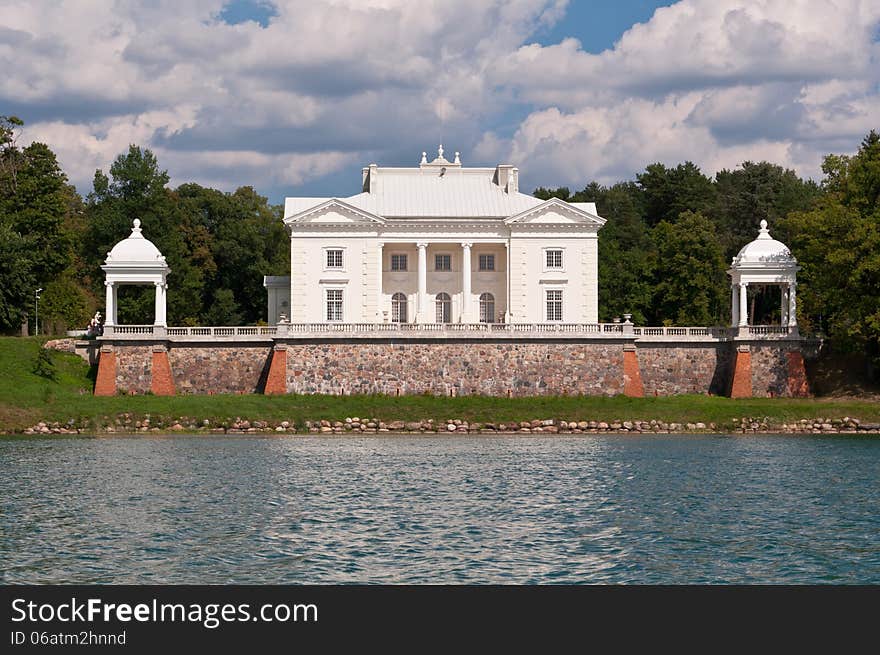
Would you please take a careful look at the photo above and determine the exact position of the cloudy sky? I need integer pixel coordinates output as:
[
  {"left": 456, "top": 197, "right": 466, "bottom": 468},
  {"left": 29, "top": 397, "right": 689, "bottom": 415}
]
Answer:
[{"left": 2, "top": 0, "right": 879, "bottom": 203}]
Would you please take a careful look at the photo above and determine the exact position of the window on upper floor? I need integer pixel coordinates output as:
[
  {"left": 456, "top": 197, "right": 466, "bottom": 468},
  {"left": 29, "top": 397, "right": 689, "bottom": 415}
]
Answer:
[
  {"left": 478, "top": 254, "right": 495, "bottom": 271},
  {"left": 435, "top": 254, "right": 451, "bottom": 271},
  {"left": 390, "top": 254, "right": 408, "bottom": 271},
  {"left": 326, "top": 249, "right": 344, "bottom": 269},
  {"left": 546, "top": 249, "right": 563, "bottom": 269}
]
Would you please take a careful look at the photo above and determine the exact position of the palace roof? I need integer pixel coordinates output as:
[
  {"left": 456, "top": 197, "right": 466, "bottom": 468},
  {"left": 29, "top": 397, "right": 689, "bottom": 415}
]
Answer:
[{"left": 284, "top": 147, "right": 598, "bottom": 220}]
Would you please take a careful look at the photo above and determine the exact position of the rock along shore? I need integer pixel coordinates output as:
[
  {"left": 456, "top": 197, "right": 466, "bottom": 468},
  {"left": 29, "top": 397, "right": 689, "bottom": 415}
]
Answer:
[{"left": 11, "top": 415, "right": 880, "bottom": 436}]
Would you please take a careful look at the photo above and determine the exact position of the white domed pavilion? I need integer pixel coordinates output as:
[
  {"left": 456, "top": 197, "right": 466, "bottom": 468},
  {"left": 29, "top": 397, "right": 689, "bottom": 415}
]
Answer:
[
  {"left": 101, "top": 219, "right": 170, "bottom": 327},
  {"left": 728, "top": 220, "right": 798, "bottom": 333}
]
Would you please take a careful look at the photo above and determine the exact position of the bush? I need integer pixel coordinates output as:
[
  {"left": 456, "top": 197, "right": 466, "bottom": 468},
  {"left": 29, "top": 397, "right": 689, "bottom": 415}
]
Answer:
[{"left": 32, "top": 346, "right": 57, "bottom": 381}]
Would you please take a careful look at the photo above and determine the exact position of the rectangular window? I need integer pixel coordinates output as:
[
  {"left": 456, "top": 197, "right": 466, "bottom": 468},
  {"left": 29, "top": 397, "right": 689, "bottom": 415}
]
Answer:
[
  {"left": 435, "top": 254, "right": 451, "bottom": 271},
  {"left": 478, "top": 254, "right": 495, "bottom": 271},
  {"left": 546, "top": 249, "right": 563, "bottom": 269},
  {"left": 326, "top": 249, "right": 343, "bottom": 269},
  {"left": 391, "top": 254, "right": 408, "bottom": 271},
  {"left": 326, "top": 289, "right": 343, "bottom": 321},
  {"left": 546, "top": 290, "right": 563, "bottom": 322}
]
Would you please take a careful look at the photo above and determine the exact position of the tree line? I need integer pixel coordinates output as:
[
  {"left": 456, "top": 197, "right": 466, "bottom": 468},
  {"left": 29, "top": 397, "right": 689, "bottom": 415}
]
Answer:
[{"left": 1, "top": 116, "right": 878, "bottom": 368}]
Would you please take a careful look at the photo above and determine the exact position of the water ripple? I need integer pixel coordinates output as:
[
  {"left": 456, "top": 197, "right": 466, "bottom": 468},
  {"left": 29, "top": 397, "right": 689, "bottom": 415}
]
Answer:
[{"left": 1, "top": 435, "right": 879, "bottom": 584}]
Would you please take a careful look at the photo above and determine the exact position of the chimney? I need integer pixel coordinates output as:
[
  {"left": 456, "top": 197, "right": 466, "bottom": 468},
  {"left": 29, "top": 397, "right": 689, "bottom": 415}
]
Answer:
[
  {"left": 362, "top": 163, "right": 378, "bottom": 193},
  {"left": 495, "top": 164, "right": 518, "bottom": 193}
]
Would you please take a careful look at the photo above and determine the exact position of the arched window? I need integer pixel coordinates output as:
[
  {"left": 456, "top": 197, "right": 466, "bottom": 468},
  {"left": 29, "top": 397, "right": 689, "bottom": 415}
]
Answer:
[
  {"left": 391, "top": 293, "right": 407, "bottom": 323},
  {"left": 479, "top": 293, "right": 495, "bottom": 323},
  {"left": 435, "top": 292, "right": 451, "bottom": 323}
]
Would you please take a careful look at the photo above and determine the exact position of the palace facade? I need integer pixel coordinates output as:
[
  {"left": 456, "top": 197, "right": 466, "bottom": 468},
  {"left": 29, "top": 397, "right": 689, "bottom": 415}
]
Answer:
[{"left": 264, "top": 147, "right": 605, "bottom": 325}]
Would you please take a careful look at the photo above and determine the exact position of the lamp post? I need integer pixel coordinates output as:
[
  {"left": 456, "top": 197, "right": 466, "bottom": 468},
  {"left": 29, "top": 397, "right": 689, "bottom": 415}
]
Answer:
[{"left": 34, "top": 288, "right": 43, "bottom": 336}]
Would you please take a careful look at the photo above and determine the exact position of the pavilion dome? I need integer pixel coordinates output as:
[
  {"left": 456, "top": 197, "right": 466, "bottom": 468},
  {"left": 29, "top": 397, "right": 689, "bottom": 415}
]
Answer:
[
  {"left": 105, "top": 219, "right": 167, "bottom": 266},
  {"left": 732, "top": 220, "right": 795, "bottom": 266}
]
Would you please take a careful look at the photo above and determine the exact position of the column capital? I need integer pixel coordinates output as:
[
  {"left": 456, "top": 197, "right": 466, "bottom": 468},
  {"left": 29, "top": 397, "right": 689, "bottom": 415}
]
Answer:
[
  {"left": 461, "top": 241, "right": 473, "bottom": 249},
  {"left": 104, "top": 280, "right": 114, "bottom": 287},
  {"left": 377, "top": 241, "right": 384, "bottom": 249},
  {"left": 416, "top": 242, "right": 428, "bottom": 250}
]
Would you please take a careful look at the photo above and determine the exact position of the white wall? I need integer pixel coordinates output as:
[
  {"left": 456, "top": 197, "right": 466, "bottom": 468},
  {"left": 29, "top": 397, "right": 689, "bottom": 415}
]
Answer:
[
  {"left": 291, "top": 235, "right": 380, "bottom": 322},
  {"left": 509, "top": 234, "right": 598, "bottom": 323}
]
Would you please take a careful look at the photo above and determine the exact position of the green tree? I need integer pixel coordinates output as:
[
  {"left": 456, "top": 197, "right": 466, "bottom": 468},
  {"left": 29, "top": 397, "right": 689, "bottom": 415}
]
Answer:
[
  {"left": 84, "top": 146, "right": 205, "bottom": 324},
  {"left": 650, "top": 211, "right": 727, "bottom": 325},
  {"left": 0, "top": 224, "right": 35, "bottom": 332},
  {"left": 637, "top": 162, "right": 716, "bottom": 227},
  {"left": 590, "top": 182, "right": 655, "bottom": 323},
  {"left": 714, "top": 161, "right": 819, "bottom": 260},
  {"left": 784, "top": 131, "right": 880, "bottom": 369}
]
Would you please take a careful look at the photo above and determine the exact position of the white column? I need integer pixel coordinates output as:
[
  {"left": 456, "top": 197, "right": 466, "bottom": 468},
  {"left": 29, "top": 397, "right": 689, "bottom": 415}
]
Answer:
[
  {"left": 788, "top": 282, "right": 797, "bottom": 327},
  {"left": 461, "top": 242, "right": 472, "bottom": 323},
  {"left": 376, "top": 242, "right": 384, "bottom": 321},
  {"left": 104, "top": 281, "right": 115, "bottom": 326},
  {"left": 154, "top": 281, "right": 167, "bottom": 326},
  {"left": 780, "top": 285, "right": 788, "bottom": 326},
  {"left": 731, "top": 283, "right": 739, "bottom": 327},
  {"left": 417, "top": 242, "right": 428, "bottom": 323},
  {"left": 504, "top": 240, "right": 511, "bottom": 323},
  {"left": 738, "top": 282, "right": 748, "bottom": 327}
]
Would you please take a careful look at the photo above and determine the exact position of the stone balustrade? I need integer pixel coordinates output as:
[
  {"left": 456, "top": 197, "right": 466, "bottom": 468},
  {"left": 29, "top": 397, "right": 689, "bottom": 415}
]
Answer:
[{"left": 99, "top": 322, "right": 801, "bottom": 342}]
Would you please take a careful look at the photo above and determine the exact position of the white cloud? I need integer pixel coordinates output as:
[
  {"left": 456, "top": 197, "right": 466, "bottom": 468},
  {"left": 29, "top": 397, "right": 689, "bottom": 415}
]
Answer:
[
  {"left": 1, "top": 0, "right": 878, "bottom": 197},
  {"left": 488, "top": 0, "right": 880, "bottom": 190}
]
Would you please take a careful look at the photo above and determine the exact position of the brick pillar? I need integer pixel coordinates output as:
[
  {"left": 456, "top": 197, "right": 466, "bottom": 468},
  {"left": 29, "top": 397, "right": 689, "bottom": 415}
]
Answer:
[
  {"left": 150, "top": 346, "right": 176, "bottom": 396},
  {"left": 264, "top": 345, "right": 288, "bottom": 395},
  {"left": 786, "top": 350, "right": 810, "bottom": 397},
  {"left": 623, "top": 345, "right": 645, "bottom": 397},
  {"left": 729, "top": 345, "right": 753, "bottom": 398},
  {"left": 94, "top": 346, "right": 117, "bottom": 396}
]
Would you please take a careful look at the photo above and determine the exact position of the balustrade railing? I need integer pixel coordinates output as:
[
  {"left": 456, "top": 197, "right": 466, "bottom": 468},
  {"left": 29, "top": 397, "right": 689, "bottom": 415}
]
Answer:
[{"left": 100, "top": 323, "right": 796, "bottom": 341}]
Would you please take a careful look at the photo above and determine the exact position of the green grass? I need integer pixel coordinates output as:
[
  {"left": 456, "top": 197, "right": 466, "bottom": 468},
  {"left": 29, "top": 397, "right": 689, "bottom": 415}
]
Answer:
[{"left": 0, "top": 336, "right": 878, "bottom": 432}]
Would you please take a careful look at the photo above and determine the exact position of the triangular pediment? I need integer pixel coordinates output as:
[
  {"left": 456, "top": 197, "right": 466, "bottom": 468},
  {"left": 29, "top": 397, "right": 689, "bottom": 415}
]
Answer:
[
  {"left": 284, "top": 199, "right": 385, "bottom": 226},
  {"left": 504, "top": 198, "right": 605, "bottom": 227}
]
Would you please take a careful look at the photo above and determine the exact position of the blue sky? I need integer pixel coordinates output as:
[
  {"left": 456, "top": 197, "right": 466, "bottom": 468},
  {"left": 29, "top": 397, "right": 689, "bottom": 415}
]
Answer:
[{"left": 3, "top": 0, "right": 878, "bottom": 204}]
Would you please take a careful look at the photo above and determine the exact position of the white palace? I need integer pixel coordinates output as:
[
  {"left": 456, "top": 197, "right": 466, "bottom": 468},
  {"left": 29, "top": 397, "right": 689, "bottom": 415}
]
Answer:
[{"left": 263, "top": 147, "right": 606, "bottom": 326}]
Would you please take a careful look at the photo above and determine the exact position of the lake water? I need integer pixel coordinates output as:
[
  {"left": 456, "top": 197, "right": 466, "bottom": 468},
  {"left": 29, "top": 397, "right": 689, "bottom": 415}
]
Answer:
[{"left": 2, "top": 434, "right": 878, "bottom": 584}]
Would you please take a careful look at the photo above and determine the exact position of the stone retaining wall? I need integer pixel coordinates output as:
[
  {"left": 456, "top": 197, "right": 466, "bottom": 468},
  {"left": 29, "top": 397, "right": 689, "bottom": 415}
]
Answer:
[
  {"left": 284, "top": 341, "right": 626, "bottom": 396},
  {"left": 115, "top": 345, "right": 153, "bottom": 394},
  {"left": 637, "top": 343, "right": 732, "bottom": 396},
  {"left": 167, "top": 344, "right": 271, "bottom": 394},
  {"left": 84, "top": 337, "right": 814, "bottom": 397}
]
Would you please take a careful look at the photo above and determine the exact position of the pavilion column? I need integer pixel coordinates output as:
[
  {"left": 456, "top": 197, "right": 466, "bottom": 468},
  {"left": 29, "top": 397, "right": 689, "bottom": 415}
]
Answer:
[
  {"left": 376, "top": 242, "right": 384, "bottom": 321},
  {"left": 788, "top": 282, "right": 797, "bottom": 327},
  {"left": 504, "top": 241, "right": 512, "bottom": 323},
  {"left": 154, "top": 281, "right": 167, "bottom": 327},
  {"left": 738, "top": 282, "right": 748, "bottom": 327},
  {"left": 731, "top": 283, "right": 739, "bottom": 327},
  {"left": 780, "top": 285, "right": 788, "bottom": 326},
  {"left": 461, "top": 242, "right": 472, "bottom": 323},
  {"left": 104, "top": 281, "right": 115, "bottom": 326},
  {"left": 417, "top": 242, "right": 428, "bottom": 323}
]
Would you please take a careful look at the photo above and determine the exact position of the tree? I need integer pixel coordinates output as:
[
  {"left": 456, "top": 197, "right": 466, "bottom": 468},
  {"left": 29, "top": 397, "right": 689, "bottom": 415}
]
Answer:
[
  {"left": 637, "top": 161, "right": 716, "bottom": 227},
  {"left": 0, "top": 224, "right": 35, "bottom": 332},
  {"left": 650, "top": 211, "right": 727, "bottom": 325},
  {"left": 784, "top": 131, "right": 880, "bottom": 370},
  {"left": 591, "top": 182, "right": 655, "bottom": 323},
  {"left": 714, "top": 161, "right": 819, "bottom": 260}
]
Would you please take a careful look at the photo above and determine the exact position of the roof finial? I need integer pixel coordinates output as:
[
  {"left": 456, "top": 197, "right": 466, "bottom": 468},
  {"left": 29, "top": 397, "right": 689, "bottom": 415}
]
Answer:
[
  {"left": 131, "top": 218, "right": 143, "bottom": 237},
  {"left": 758, "top": 219, "right": 770, "bottom": 239},
  {"left": 420, "top": 151, "right": 427, "bottom": 165},
  {"left": 438, "top": 144, "right": 444, "bottom": 159},
  {"left": 454, "top": 151, "right": 460, "bottom": 165}
]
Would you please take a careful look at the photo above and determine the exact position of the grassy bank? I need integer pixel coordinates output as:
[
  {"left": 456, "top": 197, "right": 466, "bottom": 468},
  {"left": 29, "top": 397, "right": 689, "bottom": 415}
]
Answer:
[{"left": 1, "top": 336, "right": 878, "bottom": 433}]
